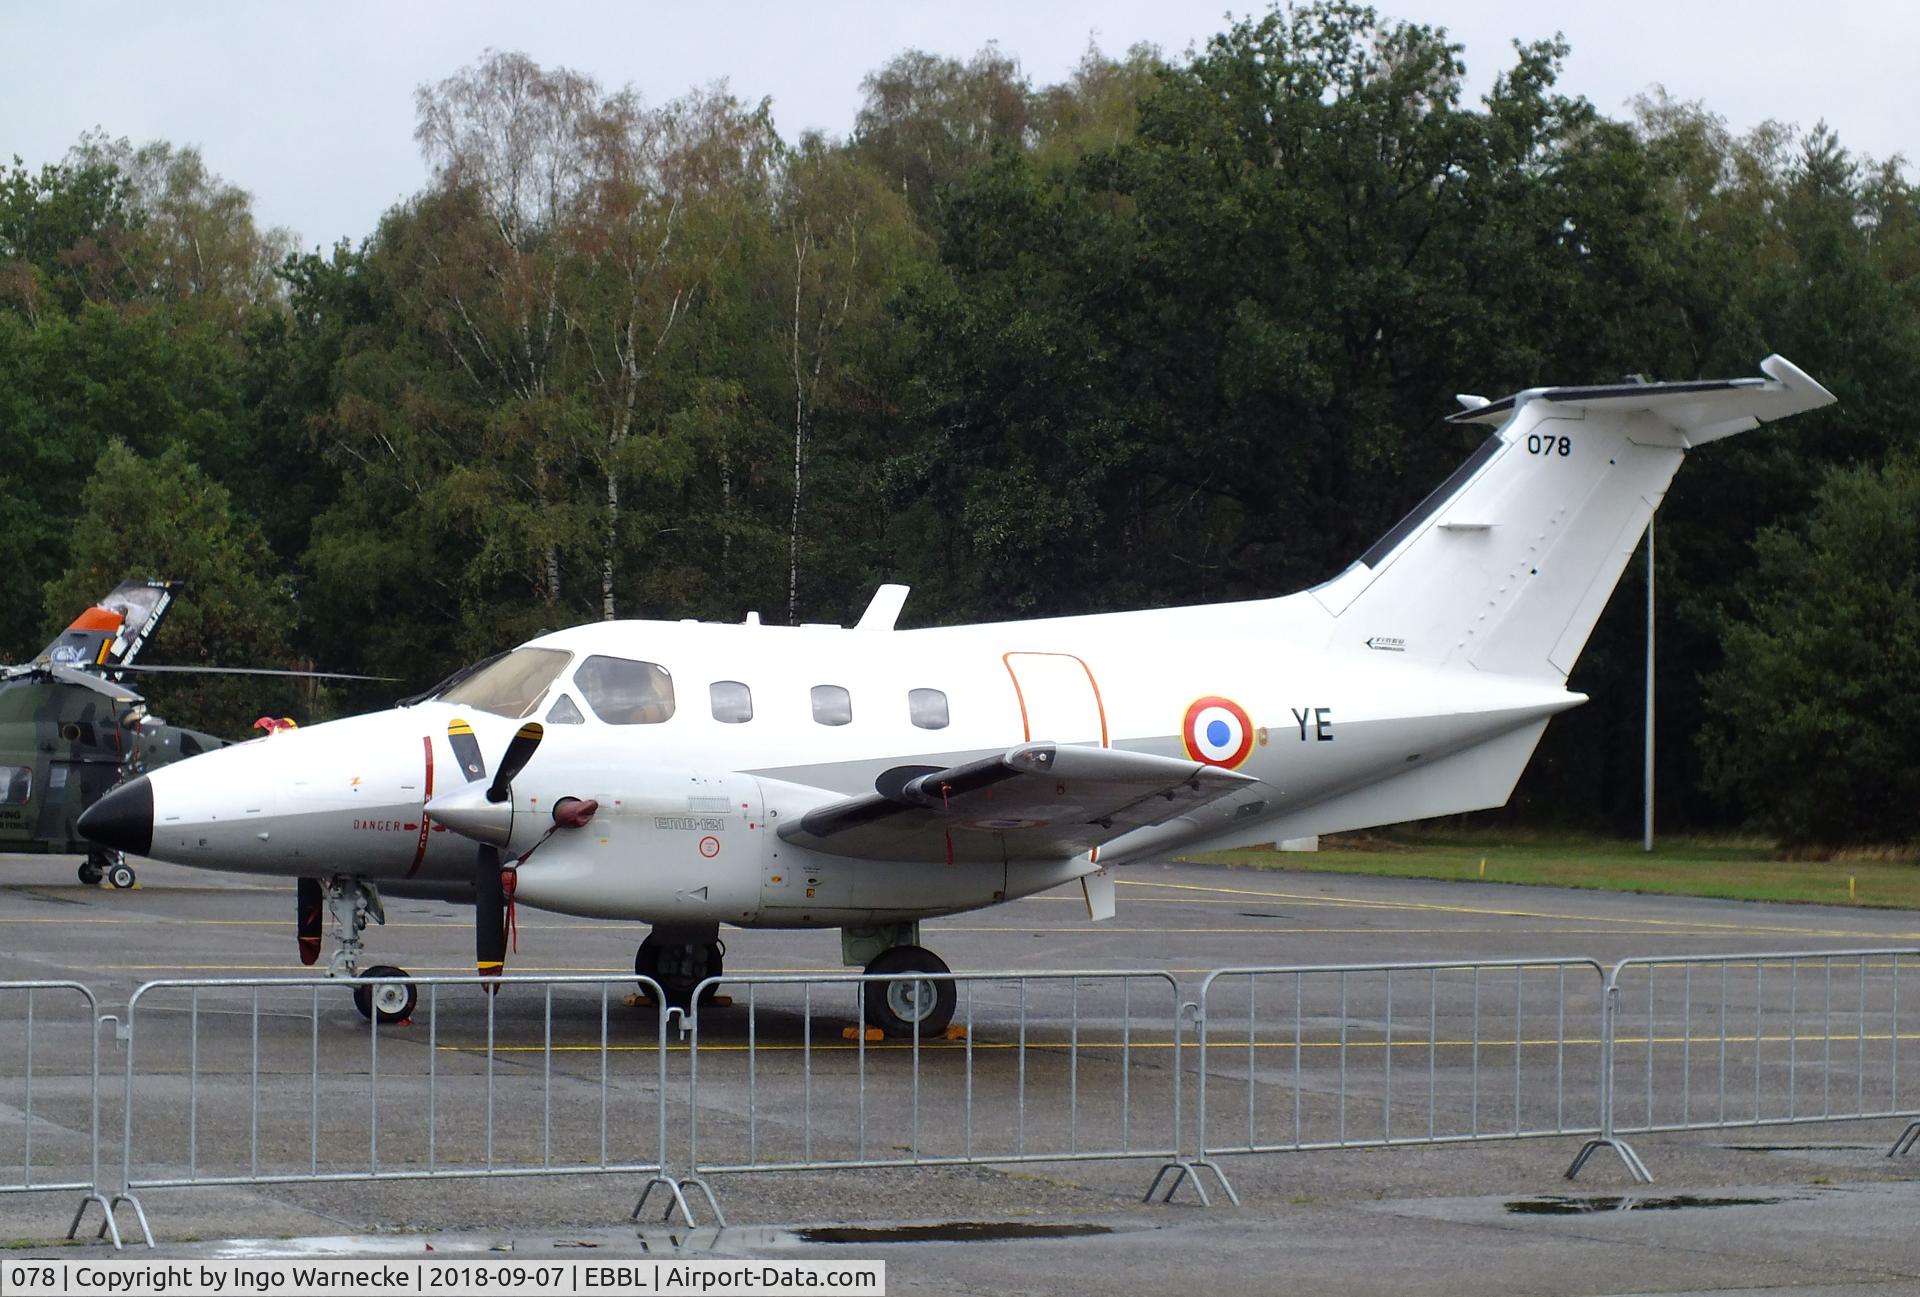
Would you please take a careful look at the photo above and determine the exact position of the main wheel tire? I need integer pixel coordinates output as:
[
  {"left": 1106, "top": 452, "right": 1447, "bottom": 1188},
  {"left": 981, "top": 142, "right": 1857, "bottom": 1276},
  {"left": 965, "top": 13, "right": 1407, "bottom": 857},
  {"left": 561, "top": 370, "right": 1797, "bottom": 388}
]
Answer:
[
  {"left": 636, "top": 937, "right": 723, "bottom": 1011},
  {"left": 106, "top": 861, "right": 136, "bottom": 890},
  {"left": 352, "top": 965, "right": 418, "bottom": 1025},
  {"left": 862, "top": 945, "right": 956, "bottom": 1038}
]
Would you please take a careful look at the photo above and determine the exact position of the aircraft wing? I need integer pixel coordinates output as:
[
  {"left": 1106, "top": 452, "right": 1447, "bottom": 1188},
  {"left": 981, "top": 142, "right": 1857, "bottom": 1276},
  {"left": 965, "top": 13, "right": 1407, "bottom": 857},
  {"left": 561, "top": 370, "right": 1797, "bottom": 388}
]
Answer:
[{"left": 777, "top": 742, "right": 1257, "bottom": 864}]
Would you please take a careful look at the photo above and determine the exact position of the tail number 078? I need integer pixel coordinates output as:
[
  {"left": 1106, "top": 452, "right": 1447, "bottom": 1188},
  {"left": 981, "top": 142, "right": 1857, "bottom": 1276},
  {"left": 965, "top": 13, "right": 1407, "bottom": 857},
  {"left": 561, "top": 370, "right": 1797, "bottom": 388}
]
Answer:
[{"left": 1527, "top": 433, "right": 1572, "bottom": 456}]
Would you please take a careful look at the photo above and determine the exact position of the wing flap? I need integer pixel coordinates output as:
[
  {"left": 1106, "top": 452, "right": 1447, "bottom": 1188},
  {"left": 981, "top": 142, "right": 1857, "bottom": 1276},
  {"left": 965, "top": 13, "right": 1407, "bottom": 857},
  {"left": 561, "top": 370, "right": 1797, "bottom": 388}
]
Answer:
[{"left": 779, "top": 742, "right": 1258, "bottom": 864}]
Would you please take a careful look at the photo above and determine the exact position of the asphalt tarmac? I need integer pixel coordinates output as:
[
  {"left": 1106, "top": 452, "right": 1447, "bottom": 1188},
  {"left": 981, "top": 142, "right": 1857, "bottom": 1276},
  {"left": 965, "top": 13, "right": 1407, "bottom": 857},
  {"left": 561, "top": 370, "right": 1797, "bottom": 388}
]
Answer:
[{"left": 2, "top": 851, "right": 1918, "bottom": 1295}]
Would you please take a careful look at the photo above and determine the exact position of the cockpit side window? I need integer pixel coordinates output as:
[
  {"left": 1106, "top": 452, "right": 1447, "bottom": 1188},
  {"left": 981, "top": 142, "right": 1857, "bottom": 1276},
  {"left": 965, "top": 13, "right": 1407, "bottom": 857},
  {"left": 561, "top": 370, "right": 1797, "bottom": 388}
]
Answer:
[
  {"left": 0, "top": 766, "right": 30, "bottom": 805},
  {"left": 436, "top": 648, "right": 572, "bottom": 719},
  {"left": 575, "top": 656, "right": 676, "bottom": 724},
  {"left": 545, "top": 693, "right": 586, "bottom": 725}
]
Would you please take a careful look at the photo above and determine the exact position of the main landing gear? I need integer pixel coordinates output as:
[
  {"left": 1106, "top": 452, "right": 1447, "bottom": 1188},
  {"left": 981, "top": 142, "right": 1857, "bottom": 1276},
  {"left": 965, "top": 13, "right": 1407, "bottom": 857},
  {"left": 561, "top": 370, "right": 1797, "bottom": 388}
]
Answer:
[
  {"left": 635, "top": 929, "right": 724, "bottom": 1012},
  {"left": 844, "top": 924, "right": 956, "bottom": 1037},
  {"left": 78, "top": 849, "right": 135, "bottom": 889},
  {"left": 318, "top": 876, "right": 418, "bottom": 1026}
]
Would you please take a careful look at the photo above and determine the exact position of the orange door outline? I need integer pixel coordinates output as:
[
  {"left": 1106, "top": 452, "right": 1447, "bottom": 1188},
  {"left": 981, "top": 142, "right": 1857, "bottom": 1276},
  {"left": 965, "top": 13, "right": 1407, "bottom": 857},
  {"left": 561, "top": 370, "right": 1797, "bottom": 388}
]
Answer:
[{"left": 1001, "top": 652, "right": 1110, "bottom": 748}]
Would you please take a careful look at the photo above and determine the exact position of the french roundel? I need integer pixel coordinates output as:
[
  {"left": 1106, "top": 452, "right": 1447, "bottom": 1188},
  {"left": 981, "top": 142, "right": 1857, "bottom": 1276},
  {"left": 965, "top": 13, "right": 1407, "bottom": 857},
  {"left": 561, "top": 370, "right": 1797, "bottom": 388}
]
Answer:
[{"left": 1182, "top": 696, "right": 1254, "bottom": 769}]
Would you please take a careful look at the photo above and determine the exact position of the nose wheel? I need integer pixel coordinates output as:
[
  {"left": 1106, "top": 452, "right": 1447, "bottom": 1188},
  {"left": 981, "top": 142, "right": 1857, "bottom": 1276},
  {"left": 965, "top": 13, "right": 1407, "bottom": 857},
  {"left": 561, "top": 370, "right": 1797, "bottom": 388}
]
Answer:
[{"left": 352, "top": 965, "right": 419, "bottom": 1025}]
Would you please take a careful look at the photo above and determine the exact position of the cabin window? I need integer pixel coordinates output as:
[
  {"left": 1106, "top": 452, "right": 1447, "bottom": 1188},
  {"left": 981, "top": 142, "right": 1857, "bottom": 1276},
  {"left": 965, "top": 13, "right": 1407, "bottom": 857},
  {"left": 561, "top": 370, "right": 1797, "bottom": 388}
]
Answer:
[
  {"left": 545, "top": 693, "right": 586, "bottom": 725},
  {"left": 811, "top": 684, "right": 852, "bottom": 726},
  {"left": 908, "top": 688, "right": 949, "bottom": 730},
  {"left": 575, "top": 656, "right": 676, "bottom": 724},
  {"left": 710, "top": 680, "right": 753, "bottom": 724},
  {"left": 0, "top": 766, "right": 29, "bottom": 805},
  {"left": 437, "top": 647, "right": 572, "bottom": 719}
]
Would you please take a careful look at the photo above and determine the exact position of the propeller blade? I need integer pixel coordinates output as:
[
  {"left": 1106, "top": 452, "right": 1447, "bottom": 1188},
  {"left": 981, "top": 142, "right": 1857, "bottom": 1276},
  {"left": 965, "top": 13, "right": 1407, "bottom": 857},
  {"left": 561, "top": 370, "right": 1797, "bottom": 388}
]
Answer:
[
  {"left": 475, "top": 844, "right": 507, "bottom": 983},
  {"left": 297, "top": 878, "right": 323, "bottom": 966},
  {"left": 487, "top": 722, "right": 543, "bottom": 804},
  {"left": 447, "top": 718, "right": 487, "bottom": 783}
]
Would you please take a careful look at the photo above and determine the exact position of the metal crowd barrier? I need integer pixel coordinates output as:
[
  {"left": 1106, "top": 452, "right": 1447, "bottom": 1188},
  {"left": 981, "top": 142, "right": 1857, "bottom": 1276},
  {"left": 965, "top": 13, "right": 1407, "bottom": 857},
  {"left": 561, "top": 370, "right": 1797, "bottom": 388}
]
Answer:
[
  {"left": 0, "top": 982, "right": 118, "bottom": 1244},
  {"left": 101, "top": 974, "right": 685, "bottom": 1248},
  {"left": 671, "top": 970, "right": 1211, "bottom": 1224},
  {"left": 1569, "top": 949, "right": 1920, "bottom": 1182},
  {"left": 16, "top": 948, "right": 1920, "bottom": 1249},
  {"left": 1191, "top": 959, "right": 1610, "bottom": 1197}
]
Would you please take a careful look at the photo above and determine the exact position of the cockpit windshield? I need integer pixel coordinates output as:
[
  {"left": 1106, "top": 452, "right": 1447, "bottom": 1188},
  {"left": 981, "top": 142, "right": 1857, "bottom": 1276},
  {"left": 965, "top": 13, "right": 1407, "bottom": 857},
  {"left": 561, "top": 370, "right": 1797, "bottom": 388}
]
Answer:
[{"left": 435, "top": 648, "right": 572, "bottom": 719}]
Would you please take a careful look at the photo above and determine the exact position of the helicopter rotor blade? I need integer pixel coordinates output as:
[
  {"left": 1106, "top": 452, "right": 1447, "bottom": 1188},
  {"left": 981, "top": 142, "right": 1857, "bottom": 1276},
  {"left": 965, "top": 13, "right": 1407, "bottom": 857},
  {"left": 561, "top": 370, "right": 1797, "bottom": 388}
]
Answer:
[{"left": 76, "top": 663, "right": 397, "bottom": 682}]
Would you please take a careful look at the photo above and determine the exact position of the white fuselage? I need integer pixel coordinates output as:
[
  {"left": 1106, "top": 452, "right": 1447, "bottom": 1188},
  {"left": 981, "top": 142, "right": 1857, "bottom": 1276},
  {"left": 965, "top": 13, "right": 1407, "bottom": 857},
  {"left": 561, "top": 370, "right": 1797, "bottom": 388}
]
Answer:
[{"left": 133, "top": 589, "right": 1577, "bottom": 928}]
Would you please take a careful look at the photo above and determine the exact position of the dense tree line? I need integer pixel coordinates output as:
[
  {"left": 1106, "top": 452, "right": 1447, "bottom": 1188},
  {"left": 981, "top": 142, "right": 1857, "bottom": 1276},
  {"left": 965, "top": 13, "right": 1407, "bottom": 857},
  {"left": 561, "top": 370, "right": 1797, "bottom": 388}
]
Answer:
[{"left": 2, "top": 4, "right": 1915, "bottom": 846}]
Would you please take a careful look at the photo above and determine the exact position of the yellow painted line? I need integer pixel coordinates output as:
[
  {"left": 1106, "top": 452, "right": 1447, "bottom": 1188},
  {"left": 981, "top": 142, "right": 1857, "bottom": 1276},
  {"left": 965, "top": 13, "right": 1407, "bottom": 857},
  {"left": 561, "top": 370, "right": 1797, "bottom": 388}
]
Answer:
[
  {"left": 439, "top": 1030, "right": 1920, "bottom": 1055},
  {"left": 1115, "top": 878, "right": 1915, "bottom": 940}
]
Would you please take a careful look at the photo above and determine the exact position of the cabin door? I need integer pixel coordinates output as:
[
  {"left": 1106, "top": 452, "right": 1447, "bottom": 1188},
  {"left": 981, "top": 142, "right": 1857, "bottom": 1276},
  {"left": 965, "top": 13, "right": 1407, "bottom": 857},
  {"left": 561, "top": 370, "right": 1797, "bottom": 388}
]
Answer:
[{"left": 1002, "top": 652, "right": 1109, "bottom": 748}]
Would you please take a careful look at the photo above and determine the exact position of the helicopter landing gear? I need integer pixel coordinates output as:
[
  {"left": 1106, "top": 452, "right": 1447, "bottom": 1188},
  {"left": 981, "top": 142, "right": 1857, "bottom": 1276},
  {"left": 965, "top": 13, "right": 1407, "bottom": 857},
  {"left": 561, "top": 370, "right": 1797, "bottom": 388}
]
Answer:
[
  {"left": 79, "top": 849, "right": 132, "bottom": 888},
  {"left": 324, "top": 877, "right": 414, "bottom": 1024}
]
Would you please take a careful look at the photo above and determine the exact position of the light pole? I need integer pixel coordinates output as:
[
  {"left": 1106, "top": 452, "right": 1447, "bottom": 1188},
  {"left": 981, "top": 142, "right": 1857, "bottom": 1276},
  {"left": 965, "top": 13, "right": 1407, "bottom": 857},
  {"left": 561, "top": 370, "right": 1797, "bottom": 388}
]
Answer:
[{"left": 1643, "top": 519, "right": 1655, "bottom": 853}]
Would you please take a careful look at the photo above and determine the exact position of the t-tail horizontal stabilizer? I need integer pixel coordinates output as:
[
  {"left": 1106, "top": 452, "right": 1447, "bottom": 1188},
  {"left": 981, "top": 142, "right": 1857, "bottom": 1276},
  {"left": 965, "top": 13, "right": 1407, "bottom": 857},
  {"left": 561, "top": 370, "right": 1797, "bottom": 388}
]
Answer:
[{"left": 1312, "top": 355, "right": 1834, "bottom": 681}]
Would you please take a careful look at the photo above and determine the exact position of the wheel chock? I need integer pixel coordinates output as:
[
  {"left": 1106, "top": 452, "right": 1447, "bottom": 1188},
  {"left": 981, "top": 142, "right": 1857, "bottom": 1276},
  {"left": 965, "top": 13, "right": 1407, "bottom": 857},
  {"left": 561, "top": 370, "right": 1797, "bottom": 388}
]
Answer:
[
  {"left": 842, "top": 1026, "right": 885, "bottom": 1042},
  {"left": 943, "top": 1025, "right": 968, "bottom": 1041},
  {"left": 624, "top": 993, "right": 657, "bottom": 1008}
]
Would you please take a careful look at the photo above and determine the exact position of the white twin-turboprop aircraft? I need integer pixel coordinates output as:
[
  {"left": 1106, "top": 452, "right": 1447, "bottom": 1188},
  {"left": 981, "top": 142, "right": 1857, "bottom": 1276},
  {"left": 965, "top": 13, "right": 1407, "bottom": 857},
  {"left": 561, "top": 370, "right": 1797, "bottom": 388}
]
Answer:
[{"left": 80, "top": 356, "right": 1833, "bottom": 1032}]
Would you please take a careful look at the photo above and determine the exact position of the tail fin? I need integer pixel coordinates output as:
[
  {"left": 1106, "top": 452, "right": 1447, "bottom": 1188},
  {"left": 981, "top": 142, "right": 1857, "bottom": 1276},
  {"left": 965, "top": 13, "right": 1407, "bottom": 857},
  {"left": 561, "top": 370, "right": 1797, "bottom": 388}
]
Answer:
[
  {"left": 1310, "top": 356, "right": 1834, "bottom": 680},
  {"left": 36, "top": 579, "right": 179, "bottom": 674}
]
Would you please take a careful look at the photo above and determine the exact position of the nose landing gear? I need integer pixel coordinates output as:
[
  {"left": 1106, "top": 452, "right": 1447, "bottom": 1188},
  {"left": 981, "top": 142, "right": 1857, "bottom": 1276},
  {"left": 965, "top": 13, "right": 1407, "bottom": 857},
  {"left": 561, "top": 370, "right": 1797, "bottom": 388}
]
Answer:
[{"left": 321, "top": 877, "right": 418, "bottom": 1025}]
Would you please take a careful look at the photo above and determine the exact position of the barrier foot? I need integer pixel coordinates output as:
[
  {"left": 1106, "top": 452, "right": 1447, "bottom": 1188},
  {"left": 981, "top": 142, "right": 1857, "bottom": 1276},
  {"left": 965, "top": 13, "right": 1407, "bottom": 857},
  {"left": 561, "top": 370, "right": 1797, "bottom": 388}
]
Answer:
[
  {"left": 681, "top": 1176, "right": 726, "bottom": 1230},
  {"left": 67, "top": 1193, "right": 122, "bottom": 1249},
  {"left": 1887, "top": 1121, "right": 1920, "bottom": 1158},
  {"left": 1566, "top": 1138, "right": 1652, "bottom": 1184},
  {"left": 1144, "top": 1159, "right": 1236, "bottom": 1207},
  {"left": 632, "top": 1175, "right": 705, "bottom": 1228},
  {"left": 87, "top": 1193, "right": 153, "bottom": 1250}
]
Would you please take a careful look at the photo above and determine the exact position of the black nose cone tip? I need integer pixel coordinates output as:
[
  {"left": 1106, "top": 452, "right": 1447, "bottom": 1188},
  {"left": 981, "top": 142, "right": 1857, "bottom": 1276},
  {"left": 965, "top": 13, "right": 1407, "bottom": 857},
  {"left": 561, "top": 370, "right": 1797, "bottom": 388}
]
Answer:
[{"left": 78, "top": 776, "right": 153, "bottom": 857}]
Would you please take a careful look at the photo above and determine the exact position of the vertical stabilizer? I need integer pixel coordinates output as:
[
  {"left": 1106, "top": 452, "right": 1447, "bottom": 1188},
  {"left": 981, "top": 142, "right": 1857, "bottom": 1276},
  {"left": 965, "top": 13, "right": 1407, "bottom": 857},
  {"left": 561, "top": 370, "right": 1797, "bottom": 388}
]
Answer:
[{"left": 1310, "top": 356, "right": 1833, "bottom": 681}]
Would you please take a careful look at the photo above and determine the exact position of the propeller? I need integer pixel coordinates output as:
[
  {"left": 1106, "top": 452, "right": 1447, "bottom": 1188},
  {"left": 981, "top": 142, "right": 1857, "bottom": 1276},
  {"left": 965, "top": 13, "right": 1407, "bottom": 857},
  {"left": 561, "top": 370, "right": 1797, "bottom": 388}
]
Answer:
[
  {"left": 431, "top": 719, "right": 547, "bottom": 986},
  {"left": 297, "top": 877, "right": 323, "bottom": 966},
  {"left": 489, "top": 722, "right": 544, "bottom": 803}
]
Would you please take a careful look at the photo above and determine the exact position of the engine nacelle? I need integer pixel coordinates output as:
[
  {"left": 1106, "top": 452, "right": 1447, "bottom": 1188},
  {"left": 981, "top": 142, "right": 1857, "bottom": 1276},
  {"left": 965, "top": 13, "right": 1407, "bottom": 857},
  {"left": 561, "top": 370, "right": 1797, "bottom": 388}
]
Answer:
[
  {"left": 506, "top": 765, "right": 785, "bottom": 923},
  {"left": 506, "top": 763, "right": 1089, "bottom": 928}
]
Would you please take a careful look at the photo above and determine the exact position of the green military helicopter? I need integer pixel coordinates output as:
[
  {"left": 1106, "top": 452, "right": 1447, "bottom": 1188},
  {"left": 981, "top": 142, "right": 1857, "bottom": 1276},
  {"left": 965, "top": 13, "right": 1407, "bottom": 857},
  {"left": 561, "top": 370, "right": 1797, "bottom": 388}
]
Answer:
[{"left": 1, "top": 578, "right": 379, "bottom": 887}]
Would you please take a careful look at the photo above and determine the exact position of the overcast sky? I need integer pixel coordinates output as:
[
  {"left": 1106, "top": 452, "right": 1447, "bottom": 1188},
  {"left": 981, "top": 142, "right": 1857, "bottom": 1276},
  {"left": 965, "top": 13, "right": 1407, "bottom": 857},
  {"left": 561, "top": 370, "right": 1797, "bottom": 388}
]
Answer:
[{"left": 2, "top": 1, "right": 1911, "bottom": 249}]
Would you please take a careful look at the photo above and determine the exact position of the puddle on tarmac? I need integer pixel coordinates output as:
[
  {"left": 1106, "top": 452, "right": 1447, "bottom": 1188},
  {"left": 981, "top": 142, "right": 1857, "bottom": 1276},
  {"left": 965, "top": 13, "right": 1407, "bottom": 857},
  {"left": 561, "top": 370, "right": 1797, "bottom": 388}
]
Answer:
[
  {"left": 794, "top": 1222, "right": 1115, "bottom": 1244},
  {"left": 1729, "top": 1144, "right": 1864, "bottom": 1152},
  {"left": 1505, "top": 1195, "right": 1794, "bottom": 1216}
]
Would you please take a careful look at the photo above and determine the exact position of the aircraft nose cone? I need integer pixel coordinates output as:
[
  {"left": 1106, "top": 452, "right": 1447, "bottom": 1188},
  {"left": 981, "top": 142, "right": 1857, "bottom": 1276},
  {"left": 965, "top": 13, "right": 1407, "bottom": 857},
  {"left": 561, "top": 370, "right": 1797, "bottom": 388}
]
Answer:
[{"left": 78, "top": 775, "right": 154, "bottom": 857}]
